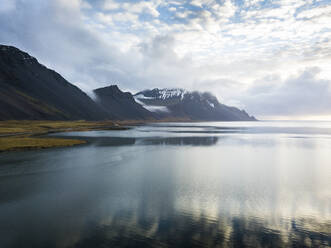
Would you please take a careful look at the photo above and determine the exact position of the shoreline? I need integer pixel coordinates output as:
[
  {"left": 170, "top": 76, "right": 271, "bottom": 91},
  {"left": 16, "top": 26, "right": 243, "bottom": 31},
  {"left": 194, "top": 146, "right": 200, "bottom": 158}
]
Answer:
[
  {"left": 0, "top": 120, "right": 129, "bottom": 152},
  {"left": 0, "top": 118, "right": 258, "bottom": 152}
]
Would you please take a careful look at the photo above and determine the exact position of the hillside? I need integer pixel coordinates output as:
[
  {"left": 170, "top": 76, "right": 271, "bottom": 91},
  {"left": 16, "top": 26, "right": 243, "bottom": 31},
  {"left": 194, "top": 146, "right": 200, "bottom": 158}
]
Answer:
[
  {"left": 93, "top": 85, "right": 157, "bottom": 120},
  {"left": 0, "top": 45, "right": 106, "bottom": 120}
]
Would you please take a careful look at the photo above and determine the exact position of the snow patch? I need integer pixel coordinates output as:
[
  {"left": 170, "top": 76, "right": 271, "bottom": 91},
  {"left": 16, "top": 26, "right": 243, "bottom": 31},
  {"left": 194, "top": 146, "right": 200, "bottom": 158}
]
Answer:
[
  {"left": 157, "top": 88, "right": 187, "bottom": 100},
  {"left": 134, "top": 94, "right": 154, "bottom": 99},
  {"left": 134, "top": 96, "right": 170, "bottom": 113},
  {"left": 207, "top": 100, "right": 215, "bottom": 108},
  {"left": 144, "top": 105, "right": 170, "bottom": 113}
]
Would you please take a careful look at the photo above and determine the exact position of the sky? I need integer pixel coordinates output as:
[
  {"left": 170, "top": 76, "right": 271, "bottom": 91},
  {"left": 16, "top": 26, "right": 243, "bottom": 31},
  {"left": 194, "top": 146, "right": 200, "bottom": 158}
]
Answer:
[{"left": 0, "top": 0, "right": 331, "bottom": 119}]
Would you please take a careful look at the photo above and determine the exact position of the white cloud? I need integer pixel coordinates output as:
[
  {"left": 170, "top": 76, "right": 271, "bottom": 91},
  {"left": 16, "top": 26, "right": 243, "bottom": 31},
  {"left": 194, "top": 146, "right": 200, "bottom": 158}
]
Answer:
[
  {"left": 296, "top": 4, "right": 331, "bottom": 19},
  {"left": 191, "top": 0, "right": 203, "bottom": 8},
  {"left": 0, "top": 0, "right": 331, "bottom": 118},
  {"left": 242, "top": 67, "right": 331, "bottom": 118},
  {"left": 96, "top": 12, "right": 113, "bottom": 26},
  {"left": 176, "top": 10, "right": 193, "bottom": 19},
  {"left": 212, "top": 0, "right": 236, "bottom": 19},
  {"left": 123, "top": 1, "right": 160, "bottom": 18},
  {"left": 103, "top": 0, "right": 120, "bottom": 10},
  {"left": 112, "top": 12, "right": 138, "bottom": 23}
]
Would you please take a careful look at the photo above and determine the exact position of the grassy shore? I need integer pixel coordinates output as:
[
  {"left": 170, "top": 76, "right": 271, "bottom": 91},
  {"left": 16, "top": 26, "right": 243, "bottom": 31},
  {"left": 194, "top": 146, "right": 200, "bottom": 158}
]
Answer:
[
  {"left": 0, "top": 120, "right": 127, "bottom": 152},
  {"left": 0, "top": 137, "right": 86, "bottom": 152}
]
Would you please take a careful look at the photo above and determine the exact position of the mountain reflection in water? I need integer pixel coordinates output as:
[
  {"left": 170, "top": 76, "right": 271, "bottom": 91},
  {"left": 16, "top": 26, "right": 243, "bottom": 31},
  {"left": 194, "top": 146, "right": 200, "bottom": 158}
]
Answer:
[
  {"left": 58, "top": 136, "right": 219, "bottom": 148},
  {"left": 0, "top": 121, "right": 330, "bottom": 248}
]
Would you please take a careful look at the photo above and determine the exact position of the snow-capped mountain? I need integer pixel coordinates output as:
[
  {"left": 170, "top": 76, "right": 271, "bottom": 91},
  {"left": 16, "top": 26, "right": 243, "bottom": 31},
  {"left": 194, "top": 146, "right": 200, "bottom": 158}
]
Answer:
[
  {"left": 0, "top": 45, "right": 255, "bottom": 121},
  {"left": 134, "top": 88, "right": 256, "bottom": 121},
  {"left": 135, "top": 88, "right": 187, "bottom": 100},
  {"left": 134, "top": 88, "right": 187, "bottom": 109}
]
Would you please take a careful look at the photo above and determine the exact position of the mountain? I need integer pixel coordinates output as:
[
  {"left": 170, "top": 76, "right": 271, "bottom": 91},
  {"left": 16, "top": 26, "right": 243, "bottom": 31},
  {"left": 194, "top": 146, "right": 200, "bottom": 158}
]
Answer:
[
  {"left": 93, "top": 85, "right": 157, "bottom": 120},
  {"left": 0, "top": 45, "right": 106, "bottom": 120},
  {"left": 134, "top": 88, "right": 256, "bottom": 121},
  {"left": 0, "top": 45, "right": 256, "bottom": 122}
]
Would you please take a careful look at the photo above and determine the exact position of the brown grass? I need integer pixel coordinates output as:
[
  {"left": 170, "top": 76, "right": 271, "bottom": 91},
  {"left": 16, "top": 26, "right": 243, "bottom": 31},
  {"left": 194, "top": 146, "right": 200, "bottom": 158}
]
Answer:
[
  {"left": 0, "top": 120, "right": 128, "bottom": 152},
  {"left": 0, "top": 120, "right": 126, "bottom": 134},
  {"left": 0, "top": 118, "right": 195, "bottom": 152},
  {"left": 0, "top": 137, "right": 86, "bottom": 152}
]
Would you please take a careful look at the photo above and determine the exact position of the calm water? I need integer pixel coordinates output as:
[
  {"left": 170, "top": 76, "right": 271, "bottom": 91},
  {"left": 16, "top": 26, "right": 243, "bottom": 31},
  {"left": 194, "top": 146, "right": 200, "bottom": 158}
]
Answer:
[{"left": 0, "top": 121, "right": 330, "bottom": 248}]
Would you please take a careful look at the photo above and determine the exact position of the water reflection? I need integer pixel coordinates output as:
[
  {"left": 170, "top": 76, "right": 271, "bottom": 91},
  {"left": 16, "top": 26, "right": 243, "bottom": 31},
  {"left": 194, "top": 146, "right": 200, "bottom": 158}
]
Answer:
[
  {"left": 1, "top": 163, "right": 329, "bottom": 248},
  {"left": 0, "top": 121, "right": 330, "bottom": 248},
  {"left": 69, "top": 215, "right": 330, "bottom": 248},
  {"left": 138, "top": 136, "right": 219, "bottom": 146},
  {"left": 56, "top": 136, "right": 219, "bottom": 147}
]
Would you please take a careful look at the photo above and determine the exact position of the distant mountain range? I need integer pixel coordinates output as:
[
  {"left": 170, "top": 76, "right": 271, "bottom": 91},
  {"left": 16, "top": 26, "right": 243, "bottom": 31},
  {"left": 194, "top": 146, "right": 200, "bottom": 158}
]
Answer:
[
  {"left": 0, "top": 45, "right": 256, "bottom": 121},
  {"left": 134, "top": 88, "right": 256, "bottom": 121}
]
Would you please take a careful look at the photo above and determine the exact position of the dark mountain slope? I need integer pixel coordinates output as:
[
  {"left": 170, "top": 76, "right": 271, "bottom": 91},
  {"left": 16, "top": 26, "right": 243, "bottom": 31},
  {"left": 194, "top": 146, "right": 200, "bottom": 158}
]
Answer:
[
  {"left": 134, "top": 88, "right": 256, "bottom": 121},
  {"left": 0, "top": 45, "right": 107, "bottom": 120},
  {"left": 93, "top": 85, "right": 157, "bottom": 120},
  {"left": 0, "top": 45, "right": 255, "bottom": 122}
]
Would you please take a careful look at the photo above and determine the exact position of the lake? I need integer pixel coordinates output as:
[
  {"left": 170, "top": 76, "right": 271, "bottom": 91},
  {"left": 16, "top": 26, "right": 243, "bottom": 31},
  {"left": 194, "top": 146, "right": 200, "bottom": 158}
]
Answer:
[{"left": 0, "top": 121, "right": 330, "bottom": 248}]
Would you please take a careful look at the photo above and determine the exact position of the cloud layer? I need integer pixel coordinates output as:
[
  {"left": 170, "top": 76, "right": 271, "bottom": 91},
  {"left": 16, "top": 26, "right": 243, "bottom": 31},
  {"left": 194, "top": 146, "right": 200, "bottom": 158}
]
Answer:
[{"left": 0, "top": 0, "right": 331, "bottom": 119}]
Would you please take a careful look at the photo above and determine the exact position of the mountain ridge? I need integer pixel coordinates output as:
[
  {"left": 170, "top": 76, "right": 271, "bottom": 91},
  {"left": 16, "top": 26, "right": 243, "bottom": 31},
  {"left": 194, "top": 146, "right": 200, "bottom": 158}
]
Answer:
[
  {"left": 0, "top": 44, "right": 256, "bottom": 122},
  {"left": 134, "top": 88, "right": 256, "bottom": 121},
  {"left": 0, "top": 45, "right": 107, "bottom": 120},
  {"left": 93, "top": 85, "right": 157, "bottom": 120}
]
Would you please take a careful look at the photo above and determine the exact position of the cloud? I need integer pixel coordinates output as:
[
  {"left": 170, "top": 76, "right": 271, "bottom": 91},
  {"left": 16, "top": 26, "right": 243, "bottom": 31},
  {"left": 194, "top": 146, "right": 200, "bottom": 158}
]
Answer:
[
  {"left": 0, "top": 0, "right": 15, "bottom": 12},
  {"left": 122, "top": 1, "right": 160, "bottom": 18},
  {"left": 242, "top": 67, "right": 331, "bottom": 117},
  {"left": 296, "top": 4, "right": 331, "bottom": 19},
  {"left": 212, "top": 0, "right": 236, "bottom": 19},
  {"left": 103, "top": 0, "right": 120, "bottom": 10},
  {"left": 0, "top": 0, "right": 331, "bottom": 118}
]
